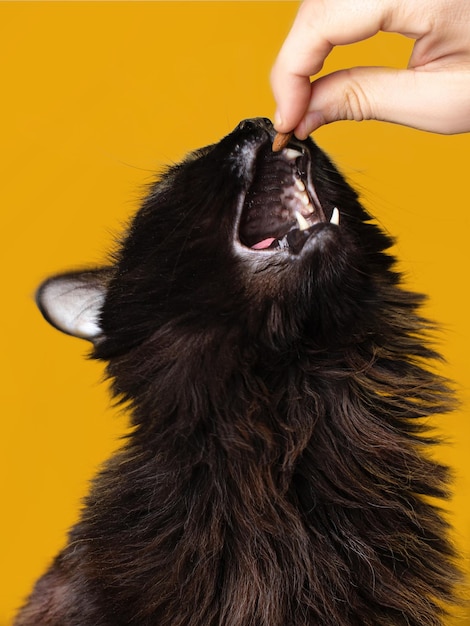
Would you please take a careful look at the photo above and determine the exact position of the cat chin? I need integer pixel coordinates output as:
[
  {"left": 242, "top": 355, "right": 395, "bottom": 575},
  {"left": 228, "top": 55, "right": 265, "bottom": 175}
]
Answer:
[{"left": 234, "top": 214, "right": 341, "bottom": 259}]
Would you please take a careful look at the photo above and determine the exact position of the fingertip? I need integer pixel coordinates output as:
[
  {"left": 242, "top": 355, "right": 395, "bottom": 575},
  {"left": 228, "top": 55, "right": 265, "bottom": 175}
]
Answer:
[
  {"left": 271, "top": 66, "right": 313, "bottom": 133},
  {"left": 273, "top": 111, "right": 296, "bottom": 135},
  {"left": 272, "top": 99, "right": 310, "bottom": 134},
  {"left": 273, "top": 110, "right": 284, "bottom": 131},
  {"left": 295, "top": 110, "right": 326, "bottom": 138}
]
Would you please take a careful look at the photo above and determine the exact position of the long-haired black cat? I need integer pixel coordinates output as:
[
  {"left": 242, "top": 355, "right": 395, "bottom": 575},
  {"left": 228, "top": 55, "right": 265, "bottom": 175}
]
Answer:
[{"left": 16, "top": 118, "right": 459, "bottom": 625}]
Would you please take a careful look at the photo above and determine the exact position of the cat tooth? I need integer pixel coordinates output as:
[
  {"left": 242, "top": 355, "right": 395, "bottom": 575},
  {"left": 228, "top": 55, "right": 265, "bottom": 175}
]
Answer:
[
  {"left": 284, "top": 148, "right": 303, "bottom": 162},
  {"left": 294, "top": 177, "right": 305, "bottom": 192},
  {"left": 295, "top": 191, "right": 310, "bottom": 207},
  {"left": 295, "top": 211, "right": 310, "bottom": 231},
  {"left": 330, "top": 207, "right": 340, "bottom": 226}
]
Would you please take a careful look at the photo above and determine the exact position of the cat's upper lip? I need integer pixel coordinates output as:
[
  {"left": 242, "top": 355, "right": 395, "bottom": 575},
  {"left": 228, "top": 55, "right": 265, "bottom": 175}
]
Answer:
[{"left": 235, "top": 136, "right": 339, "bottom": 256}]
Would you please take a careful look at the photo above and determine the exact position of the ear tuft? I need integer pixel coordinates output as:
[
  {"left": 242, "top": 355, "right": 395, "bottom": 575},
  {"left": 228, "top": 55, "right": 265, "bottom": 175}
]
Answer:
[{"left": 36, "top": 270, "right": 111, "bottom": 342}]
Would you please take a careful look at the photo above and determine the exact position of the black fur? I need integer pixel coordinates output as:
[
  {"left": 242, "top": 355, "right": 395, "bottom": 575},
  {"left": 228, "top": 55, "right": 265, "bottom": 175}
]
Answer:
[{"left": 17, "top": 118, "right": 459, "bottom": 625}]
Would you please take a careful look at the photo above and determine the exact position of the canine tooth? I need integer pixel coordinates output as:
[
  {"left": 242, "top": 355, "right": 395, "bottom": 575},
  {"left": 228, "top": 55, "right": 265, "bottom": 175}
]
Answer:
[
  {"left": 330, "top": 207, "right": 340, "bottom": 225},
  {"left": 295, "top": 211, "right": 310, "bottom": 231},
  {"left": 284, "top": 148, "right": 303, "bottom": 161},
  {"left": 294, "top": 191, "right": 310, "bottom": 207},
  {"left": 294, "top": 178, "right": 305, "bottom": 192}
]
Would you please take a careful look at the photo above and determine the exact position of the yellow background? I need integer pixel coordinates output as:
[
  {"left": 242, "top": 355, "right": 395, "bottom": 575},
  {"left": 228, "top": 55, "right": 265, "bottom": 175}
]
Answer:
[{"left": 1, "top": 2, "right": 468, "bottom": 623}]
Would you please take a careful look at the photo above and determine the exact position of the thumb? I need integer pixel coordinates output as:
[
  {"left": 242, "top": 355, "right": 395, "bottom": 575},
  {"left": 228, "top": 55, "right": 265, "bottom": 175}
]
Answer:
[{"left": 296, "top": 66, "right": 470, "bottom": 136}]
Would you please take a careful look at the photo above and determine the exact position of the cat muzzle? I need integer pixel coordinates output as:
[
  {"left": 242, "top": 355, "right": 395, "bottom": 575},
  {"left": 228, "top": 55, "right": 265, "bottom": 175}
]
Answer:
[{"left": 235, "top": 120, "right": 340, "bottom": 256}]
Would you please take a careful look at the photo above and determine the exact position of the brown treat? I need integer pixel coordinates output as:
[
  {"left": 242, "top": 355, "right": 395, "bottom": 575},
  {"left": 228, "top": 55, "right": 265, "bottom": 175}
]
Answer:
[{"left": 272, "top": 131, "right": 293, "bottom": 152}]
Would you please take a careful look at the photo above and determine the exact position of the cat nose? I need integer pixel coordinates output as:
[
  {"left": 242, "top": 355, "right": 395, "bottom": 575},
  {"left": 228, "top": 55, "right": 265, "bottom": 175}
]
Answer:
[{"left": 236, "top": 118, "right": 274, "bottom": 134}]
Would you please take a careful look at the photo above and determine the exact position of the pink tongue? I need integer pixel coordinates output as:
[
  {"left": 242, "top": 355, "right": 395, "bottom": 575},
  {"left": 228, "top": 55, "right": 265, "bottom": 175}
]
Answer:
[{"left": 251, "top": 237, "right": 276, "bottom": 250}]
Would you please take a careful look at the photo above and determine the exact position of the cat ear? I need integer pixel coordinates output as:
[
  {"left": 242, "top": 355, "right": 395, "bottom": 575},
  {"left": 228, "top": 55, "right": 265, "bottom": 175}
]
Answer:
[{"left": 36, "top": 269, "right": 111, "bottom": 343}]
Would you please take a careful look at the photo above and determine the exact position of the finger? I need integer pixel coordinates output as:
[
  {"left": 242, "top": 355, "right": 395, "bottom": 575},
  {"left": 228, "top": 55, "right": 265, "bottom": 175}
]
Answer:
[
  {"left": 271, "top": 0, "right": 388, "bottom": 133},
  {"left": 294, "top": 66, "right": 470, "bottom": 136},
  {"left": 270, "top": 25, "right": 332, "bottom": 133}
]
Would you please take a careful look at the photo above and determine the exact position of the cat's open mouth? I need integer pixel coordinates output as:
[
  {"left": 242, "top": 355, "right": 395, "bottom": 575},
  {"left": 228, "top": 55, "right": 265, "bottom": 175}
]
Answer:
[{"left": 237, "top": 140, "right": 339, "bottom": 255}]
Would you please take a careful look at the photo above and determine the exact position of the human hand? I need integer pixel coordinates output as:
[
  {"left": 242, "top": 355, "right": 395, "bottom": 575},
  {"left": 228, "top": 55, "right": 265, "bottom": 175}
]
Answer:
[{"left": 271, "top": 0, "right": 470, "bottom": 138}]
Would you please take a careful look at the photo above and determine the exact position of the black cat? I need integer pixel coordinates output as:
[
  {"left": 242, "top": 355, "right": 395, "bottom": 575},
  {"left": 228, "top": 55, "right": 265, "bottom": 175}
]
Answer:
[{"left": 16, "top": 118, "right": 459, "bottom": 625}]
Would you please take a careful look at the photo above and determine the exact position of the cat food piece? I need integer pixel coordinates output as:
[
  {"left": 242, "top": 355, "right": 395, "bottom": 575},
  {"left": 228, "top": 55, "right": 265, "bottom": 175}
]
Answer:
[{"left": 272, "top": 131, "right": 293, "bottom": 152}]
